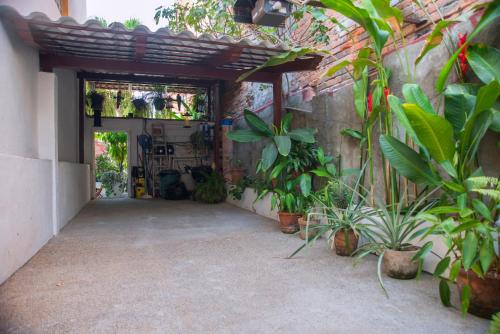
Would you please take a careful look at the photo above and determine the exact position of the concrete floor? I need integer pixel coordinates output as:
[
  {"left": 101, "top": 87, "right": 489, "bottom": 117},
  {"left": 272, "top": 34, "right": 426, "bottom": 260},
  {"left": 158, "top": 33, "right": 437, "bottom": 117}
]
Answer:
[{"left": 0, "top": 199, "right": 489, "bottom": 334}]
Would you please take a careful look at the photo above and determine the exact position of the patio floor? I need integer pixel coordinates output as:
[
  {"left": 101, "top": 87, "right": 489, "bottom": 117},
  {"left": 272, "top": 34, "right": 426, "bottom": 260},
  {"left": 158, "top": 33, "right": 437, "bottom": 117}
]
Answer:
[{"left": 0, "top": 199, "right": 489, "bottom": 333}]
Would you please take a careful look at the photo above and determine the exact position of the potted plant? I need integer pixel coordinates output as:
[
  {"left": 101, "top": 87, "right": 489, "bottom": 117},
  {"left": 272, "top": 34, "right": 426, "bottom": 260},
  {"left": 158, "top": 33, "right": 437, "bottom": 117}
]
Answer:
[
  {"left": 354, "top": 189, "right": 437, "bottom": 292},
  {"left": 87, "top": 90, "right": 104, "bottom": 127},
  {"left": 193, "top": 171, "right": 227, "bottom": 204},
  {"left": 153, "top": 95, "right": 166, "bottom": 111},
  {"left": 298, "top": 204, "right": 321, "bottom": 241},
  {"left": 132, "top": 97, "right": 148, "bottom": 118},
  {"left": 271, "top": 176, "right": 305, "bottom": 234},
  {"left": 230, "top": 159, "right": 246, "bottom": 184},
  {"left": 413, "top": 177, "right": 499, "bottom": 318}
]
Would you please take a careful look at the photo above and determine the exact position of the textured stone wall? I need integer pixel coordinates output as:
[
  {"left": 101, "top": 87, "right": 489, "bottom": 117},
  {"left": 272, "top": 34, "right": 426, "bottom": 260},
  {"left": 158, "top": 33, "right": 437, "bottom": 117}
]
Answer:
[{"left": 222, "top": 1, "right": 500, "bottom": 184}]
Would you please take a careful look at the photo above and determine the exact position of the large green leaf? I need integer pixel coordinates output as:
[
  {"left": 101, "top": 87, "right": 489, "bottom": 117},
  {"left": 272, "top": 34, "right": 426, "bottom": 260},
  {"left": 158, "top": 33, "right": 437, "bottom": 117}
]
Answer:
[
  {"left": 467, "top": 43, "right": 500, "bottom": 84},
  {"left": 444, "top": 83, "right": 478, "bottom": 134},
  {"left": 379, "top": 135, "right": 438, "bottom": 185},
  {"left": 402, "top": 84, "right": 436, "bottom": 114},
  {"left": 439, "top": 279, "right": 452, "bottom": 307},
  {"left": 403, "top": 104, "right": 455, "bottom": 163},
  {"left": 473, "top": 80, "right": 500, "bottom": 113},
  {"left": 415, "top": 20, "right": 457, "bottom": 64},
  {"left": 459, "top": 109, "right": 492, "bottom": 165},
  {"left": 479, "top": 239, "right": 494, "bottom": 273},
  {"left": 365, "top": 0, "right": 403, "bottom": 23},
  {"left": 321, "top": 0, "right": 390, "bottom": 56},
  {"left": 261, "top": 142, "right": 278, "bottom": 171},
  {"left": 299, "top": 173, "right": 312, "bottom": 197},
  {"left": 237, "top": 47, "right": 325, "bottom": 82},
  {"left": 324, "top": 60, "right": 351, "bottom": 77},
  {"left": 288, "top": 128, "right": 316, "bottom": 143},
  {"left": 226, "top": 129, "right": 264, "bottom": 142},
  {"left": 274, "top": 135, "right": 291, "bottom": 156},
  {"left": 243, "top": 109, "right": 273, "bottom": 136},
  {"left": 353, "top": 68, "right": 368, "bottom": 118},
  {"left": 462, "top": 232, "right": 478, "bottom": 271},
  {"left": 460, "top": 284, "right": 471, "bottom": 316},
  {"left": 435, "top": 0, "right": 500, "bottom": 92}
]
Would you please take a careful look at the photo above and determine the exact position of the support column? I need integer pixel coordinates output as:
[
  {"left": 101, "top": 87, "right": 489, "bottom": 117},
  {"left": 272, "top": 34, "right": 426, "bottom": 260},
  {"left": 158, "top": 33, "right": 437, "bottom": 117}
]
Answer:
[
  {"left": 78, "top": 77, "right": 84, "bottom": 163},
  {"left": 273, "top": 76, "right": 283, "bottom": 128}
]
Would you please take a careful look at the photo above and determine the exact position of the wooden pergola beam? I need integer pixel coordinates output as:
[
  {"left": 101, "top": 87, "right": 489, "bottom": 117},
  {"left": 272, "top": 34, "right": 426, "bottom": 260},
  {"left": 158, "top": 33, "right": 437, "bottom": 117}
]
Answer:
[
  {"left": 77, "top": 72, "right": 214, "bottom": 87},
  {"left": 205, "top": 48, "right": 243, "bottom": 67},
  {"left": 273, "top": 76, "right": 283, "bottom": 128},
  {"left": 40, "top": 54, "right": 278, "bottom": 83}
]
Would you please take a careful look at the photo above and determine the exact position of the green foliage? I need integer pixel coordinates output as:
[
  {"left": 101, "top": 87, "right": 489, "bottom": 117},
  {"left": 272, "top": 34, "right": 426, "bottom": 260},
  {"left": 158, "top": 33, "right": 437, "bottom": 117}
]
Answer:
[
  {"left": 100, "top": 170, "right": 127, "bottom": 197},
  {"left": 95, "top": 132, "right": 128, "bottom": 173},
  {"left": 227, "top": 110, "right": 316, "bottom": 173},
  {"left": 123, "top": 18, "right": 142, "bottom": 29},
  {"left": 95, "top": 153, "right": 118, "bottom": 181},
  {"left": 487, "top": 313, "right": 500, "bottom": 334},
  {"left": 229, "top": 176, "right": 254, "bottom": 201},
  {"left": 193, "top": 172, "right": 227, "bottom": 204}
]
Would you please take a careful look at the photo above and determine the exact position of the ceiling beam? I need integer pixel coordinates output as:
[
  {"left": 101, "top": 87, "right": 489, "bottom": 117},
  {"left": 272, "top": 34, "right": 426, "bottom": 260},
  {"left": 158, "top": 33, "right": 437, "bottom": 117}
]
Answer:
[
  {"left": 41, "top": 54, "right": 278, "bottom": 83},
  {"left": 77, "top": 72, "right": 214, "bottom": 87},
  {"left": 12, "top": 17, "right": 37, "bottom": 48}
]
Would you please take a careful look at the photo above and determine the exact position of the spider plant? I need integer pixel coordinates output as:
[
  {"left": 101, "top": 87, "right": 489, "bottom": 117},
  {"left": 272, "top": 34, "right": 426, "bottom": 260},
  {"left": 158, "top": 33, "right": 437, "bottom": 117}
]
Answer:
[
  {"left": 289, "top": 165, "right": 373, "bottom": 257},
  {"left": 354, "top": 188, "right": 438, "bottom": 294}
]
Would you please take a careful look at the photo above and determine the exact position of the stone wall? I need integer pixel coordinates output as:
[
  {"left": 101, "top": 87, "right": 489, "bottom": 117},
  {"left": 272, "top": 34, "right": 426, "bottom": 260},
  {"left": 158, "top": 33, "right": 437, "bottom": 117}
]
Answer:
[{"left": 223, "top": 2, "right": 500, "bottom": 186}]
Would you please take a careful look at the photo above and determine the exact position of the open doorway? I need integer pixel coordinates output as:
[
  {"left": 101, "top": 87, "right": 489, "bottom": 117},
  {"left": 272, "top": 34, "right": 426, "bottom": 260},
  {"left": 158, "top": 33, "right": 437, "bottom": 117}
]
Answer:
[{"left": 94, "top": 131, "right": 128, "bottom": 199}]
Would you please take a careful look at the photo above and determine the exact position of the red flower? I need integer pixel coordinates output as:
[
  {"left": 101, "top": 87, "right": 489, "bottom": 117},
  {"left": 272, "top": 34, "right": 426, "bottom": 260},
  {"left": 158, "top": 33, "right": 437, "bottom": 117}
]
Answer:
[
  {"left": 384, "top": 87, "right": 391, "bottom": 112},
  {"left": 367, "top": 91, "right": 373, "bottom": 114},
  {"left": 457, "top": 33, "right": 468, "bottom": 74}
]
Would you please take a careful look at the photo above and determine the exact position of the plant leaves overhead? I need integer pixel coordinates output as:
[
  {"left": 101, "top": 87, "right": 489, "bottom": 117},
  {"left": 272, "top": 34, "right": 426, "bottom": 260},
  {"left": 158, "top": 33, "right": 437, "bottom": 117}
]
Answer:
[
  {"left": 226, "top": 129, "right": 264, "bottom": 142},
  {"left": 261, "top": 142, "right": 278, "bottom": 171},
  {"left": 274, "top": 135, "right": 292, "bottom": 156},
  {"left": 402, "top": 84, "right": 436, "bottom": 114},
  {"left": 243, "top": 109, "right": 273, "bottom": 136}
]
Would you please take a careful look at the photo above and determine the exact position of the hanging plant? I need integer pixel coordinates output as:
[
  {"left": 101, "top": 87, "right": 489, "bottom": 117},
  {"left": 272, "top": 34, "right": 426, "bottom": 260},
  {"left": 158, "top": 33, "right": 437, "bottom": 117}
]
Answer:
[
  {"left": 87, "top": 90, "right": 104, "bottom": 127},
  {"left": 153, "top": 96, "right": 166, "bottom": 111},
  {"left": 132, "top": 97, "right": 147, "bottom": 117}
]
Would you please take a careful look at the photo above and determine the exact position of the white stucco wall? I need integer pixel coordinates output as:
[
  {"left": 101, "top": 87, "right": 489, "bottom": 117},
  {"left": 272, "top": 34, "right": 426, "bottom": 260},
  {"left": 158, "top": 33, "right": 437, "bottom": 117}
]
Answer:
[
  {"left": 56, "top": 69, "right": 79, "bottom": 163},
  {"left": 0, "top": 154, "right": 53, "bottom": 284},
  {"left": 0, "top": 1, "right": 90, "bottom": 284},
  {"left": 58, "top": 161, "right": 90, "bottom": 230}
]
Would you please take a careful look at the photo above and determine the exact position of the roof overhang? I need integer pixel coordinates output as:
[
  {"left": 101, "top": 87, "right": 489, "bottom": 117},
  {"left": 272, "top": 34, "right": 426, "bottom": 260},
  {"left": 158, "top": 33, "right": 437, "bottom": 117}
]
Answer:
[{"left": 0, "top": 5, "right": 323, "bottom": 83}]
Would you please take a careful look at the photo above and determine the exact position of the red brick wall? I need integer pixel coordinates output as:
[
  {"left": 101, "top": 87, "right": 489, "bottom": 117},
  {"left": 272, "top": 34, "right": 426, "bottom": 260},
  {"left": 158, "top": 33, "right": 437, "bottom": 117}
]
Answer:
[{"left": 291, "top": 0, "right": 483, "bottom": 94}]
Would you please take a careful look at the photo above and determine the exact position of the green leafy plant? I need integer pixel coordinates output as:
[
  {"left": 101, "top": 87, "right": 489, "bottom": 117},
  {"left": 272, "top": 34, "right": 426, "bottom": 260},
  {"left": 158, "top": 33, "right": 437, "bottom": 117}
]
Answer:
[
  {"left": 193, "top": 172, "right": 227, "bottom": 204},
  {"left": 229, "top": 176, "right": 254, "bottom": 201},
  {"left": 289, "top": 166, "right": 373, "bottom": 258},
  {"left": 355, "top": 189, "right": 438, "bottom": 294},
  {"left": 413, "top": 177, "right": 499, "bottom": 315}
]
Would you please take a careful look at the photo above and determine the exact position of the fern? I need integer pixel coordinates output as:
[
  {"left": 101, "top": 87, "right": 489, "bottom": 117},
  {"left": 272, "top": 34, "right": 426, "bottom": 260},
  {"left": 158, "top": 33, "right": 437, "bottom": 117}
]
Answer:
[
  {"left": 467, "top": 176, "right": 499, "bottom": 189},
  {"left": 487, "top": 312, "right": 500, "bottom": 334},
  {"left": 473, "top": 189, "right": 500, "bottom": 202}
]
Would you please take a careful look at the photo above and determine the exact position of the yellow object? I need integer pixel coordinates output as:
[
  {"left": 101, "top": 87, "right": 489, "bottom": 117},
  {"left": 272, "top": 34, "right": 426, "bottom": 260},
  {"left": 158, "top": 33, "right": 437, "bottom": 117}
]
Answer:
[
  {"left": 135, "top": 178, "right": 145, "bottom": 186},
  {"left": 135, "top": 186, "right": 145, "bottom": 198}
]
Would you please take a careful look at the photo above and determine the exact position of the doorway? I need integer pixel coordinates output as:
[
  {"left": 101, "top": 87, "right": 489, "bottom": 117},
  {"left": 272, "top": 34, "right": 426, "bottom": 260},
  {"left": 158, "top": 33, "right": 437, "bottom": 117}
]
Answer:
[{"left": 94, "top": 131, "right": 128, "bottom": 199}]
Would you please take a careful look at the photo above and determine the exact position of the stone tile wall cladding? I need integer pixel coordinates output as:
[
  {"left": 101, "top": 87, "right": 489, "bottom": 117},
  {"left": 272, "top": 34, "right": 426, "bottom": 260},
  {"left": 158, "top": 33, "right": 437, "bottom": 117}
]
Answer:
[{"left": 223, "top": 0, "right": 500, "bottom": 190}]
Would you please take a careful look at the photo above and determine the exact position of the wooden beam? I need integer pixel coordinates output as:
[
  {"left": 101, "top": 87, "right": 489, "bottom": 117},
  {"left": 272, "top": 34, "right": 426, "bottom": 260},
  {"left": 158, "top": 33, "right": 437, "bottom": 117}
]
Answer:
[
  {"left": 134, "top": 35, "right": 147, "bottom": 61},
  {"left": 266, "top": 55, "right": 323, "bottom": 73},
  {"left": 78, "top": 77, "right": 85, "bottom": 163},
  {"left": 77, "top": 72, "right": 213, "bottom": 87},
  {"left": 273, "top": 76, "right": 283, "bottom": 128},
  {"left": 214, "top": 82, "right": 223, "bottom": 172},
  {"left": 60, "top": 0, "right": 69, "bottom": 16},
  {"left": 205, "top": 48, "right": 243, "bottom": 67},
  {"left": 40, "top": 54, "right": 277, "bottom": 83}
]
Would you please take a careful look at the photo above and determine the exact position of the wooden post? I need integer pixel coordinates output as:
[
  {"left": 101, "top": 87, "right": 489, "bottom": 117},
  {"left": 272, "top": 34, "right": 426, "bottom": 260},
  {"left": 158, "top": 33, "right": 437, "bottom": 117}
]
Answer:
[
  {"left": 213, "top": 82, "right": 222, "bottom": 172},
  {"left": 273, "top": 76, "right": 283, "bottom": 128},
  {"left": 78, "top": 77, "right": 85, "bottom": 163}
]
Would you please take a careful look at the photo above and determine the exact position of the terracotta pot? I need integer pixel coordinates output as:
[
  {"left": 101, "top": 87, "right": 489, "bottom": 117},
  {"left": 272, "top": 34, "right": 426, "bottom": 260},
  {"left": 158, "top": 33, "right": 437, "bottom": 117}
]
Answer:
[
  {"left": 230, "top": 168, "right": 245, "bottom": 184},
  {"left": 278, "top": 212, "right": 300, "bottom": 234},
  {"left": 298, "top": 217, "right": 319, "bottom": 240},
  {"left": 383, "top": 246, "right": 419, "bottom": 279},
  {"left": 456, "top": 269, "right": 500, "bottom": 319},
  {"left": 333, "top": 229, "right": 359, "bottom": 256}
]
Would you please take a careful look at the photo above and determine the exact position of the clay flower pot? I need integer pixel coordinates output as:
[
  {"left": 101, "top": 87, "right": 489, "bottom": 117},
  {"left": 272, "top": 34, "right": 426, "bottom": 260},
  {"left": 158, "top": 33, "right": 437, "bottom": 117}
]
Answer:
[
  {"left": 298, "top": 216, "right": 319, "bottom": 240},
  {"left": 278, "top": 212, "right": 300, "bottom": 234},
  {"left": 230, "top": 168, "right": 245, "bottom": 184},
  {"left": 383, "top": 246, "right": 419, "bottom": 279},
  {"left": 333, "top": 229, "right": 359, "bottom": 256},
  {"left": 456, "top": 269, "right": 500, "bottom": 319}
]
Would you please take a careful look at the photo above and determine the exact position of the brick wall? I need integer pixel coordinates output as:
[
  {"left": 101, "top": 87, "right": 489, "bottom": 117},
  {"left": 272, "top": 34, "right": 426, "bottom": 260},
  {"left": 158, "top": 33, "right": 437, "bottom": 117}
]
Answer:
[{"left": 222, "top": 0, "right": 499, "bottom": 181}]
